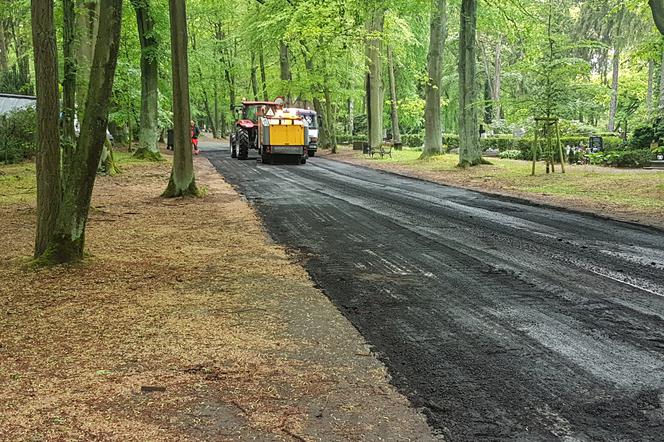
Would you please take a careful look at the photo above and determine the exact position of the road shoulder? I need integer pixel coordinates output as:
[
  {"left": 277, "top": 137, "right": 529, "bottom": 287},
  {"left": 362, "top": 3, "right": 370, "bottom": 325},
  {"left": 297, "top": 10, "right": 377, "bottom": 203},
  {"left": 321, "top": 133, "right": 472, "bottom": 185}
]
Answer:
[{"left": 0, "top": 155, "right": 433, "bottom": 441}]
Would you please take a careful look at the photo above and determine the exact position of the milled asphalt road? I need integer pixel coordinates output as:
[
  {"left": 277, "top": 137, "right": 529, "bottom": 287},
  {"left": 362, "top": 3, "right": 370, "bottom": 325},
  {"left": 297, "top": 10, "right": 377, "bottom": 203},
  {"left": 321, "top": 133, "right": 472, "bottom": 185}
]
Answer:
[{"left": 205, "top": 144, "right": 664, "bottom": 441}]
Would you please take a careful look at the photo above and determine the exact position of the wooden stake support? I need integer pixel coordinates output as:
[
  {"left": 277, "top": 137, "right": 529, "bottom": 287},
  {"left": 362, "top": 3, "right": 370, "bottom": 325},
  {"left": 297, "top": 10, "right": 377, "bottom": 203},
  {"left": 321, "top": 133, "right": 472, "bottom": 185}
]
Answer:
[{"left": 532, "top": 117, "right": 566, "bottom": 176}]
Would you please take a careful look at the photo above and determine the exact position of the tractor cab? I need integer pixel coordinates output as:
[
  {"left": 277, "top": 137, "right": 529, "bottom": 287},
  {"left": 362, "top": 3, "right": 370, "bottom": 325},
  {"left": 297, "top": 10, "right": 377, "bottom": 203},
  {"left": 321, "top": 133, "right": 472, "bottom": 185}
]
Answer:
[{"left": 236, "top": 101, "right": 281, "bottom": 126}]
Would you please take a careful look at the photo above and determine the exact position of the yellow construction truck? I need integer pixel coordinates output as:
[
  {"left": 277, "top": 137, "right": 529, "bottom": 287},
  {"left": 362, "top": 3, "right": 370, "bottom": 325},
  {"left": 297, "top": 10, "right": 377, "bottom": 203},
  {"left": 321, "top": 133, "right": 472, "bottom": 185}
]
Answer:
[{"left": 230, "top": 101, "right": 309, "bottom": 164}]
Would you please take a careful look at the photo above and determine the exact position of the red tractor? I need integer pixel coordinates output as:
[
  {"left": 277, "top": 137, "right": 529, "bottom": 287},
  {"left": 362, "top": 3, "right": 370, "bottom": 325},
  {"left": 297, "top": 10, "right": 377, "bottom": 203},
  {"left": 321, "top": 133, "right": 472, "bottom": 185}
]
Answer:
[{"left": 230, "top": 101, "right": 278, "bottom": 160}]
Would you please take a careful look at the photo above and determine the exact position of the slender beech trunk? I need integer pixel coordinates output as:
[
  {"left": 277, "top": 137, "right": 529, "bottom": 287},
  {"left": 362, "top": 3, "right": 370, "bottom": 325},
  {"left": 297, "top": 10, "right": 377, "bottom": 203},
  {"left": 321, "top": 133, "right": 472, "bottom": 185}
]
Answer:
[
  {"left": 62, "top": 0, "right": 77, "bottom": 144},
  {"left": 493, "top": 38, "right": 502, "bottom": 121},
  {"left": 132, "top": 0, "right": 161, "bottom": 160},
  {"left": 303, "top": 52, "right": 331, "bottom": 150},
  {"left": 76, "top": 0, "right": 100, "bottom": 112},
  {"left": 259, "top": 42, "right": 268, "bottom": 100},
  {"left": 279, "top": 41, "right": 291, "bottom": 101},
  {"left": 607, "top": 48, "right": 619, "bottom": 132},
  {"left": 366, "top": 8, "right": 384, "bottom": 150},
  {"left": 422, "top": 0, "right": 447, "bottom": 156},
  {"left": 0, "top": 20, "right": 8, "bottom": 72},
  {"left": 647, "top": 59, "right": 654, "bottom": 113},
  {"left": 37, "top": 0, "right": 123, "bottom": 263},
  {"left": 213, "top": 82, "right": 220, "bottom": 138},
  {"left": 164, "top": 0, "right": 198, "bottom": 197},
  {"left": 250, "top": 52, "right": 259, "bottom": 100},
  {"left": 387, "top": 46, "right": 401, "bottom": 147},
  {"left": 659, "top": 47, "right": 664, "bottom": 112},
  {"left": 323, "top": 76, "right": 337, "bottom": 153},
  {"left": 31, "top": 0, "right": 62, "bottom": 258},
  {"left": 458, "top": 0, "right": 483, "bottom": 167},
  {"left": 198, "top": 66, "right": 217, "bottom": 138}
]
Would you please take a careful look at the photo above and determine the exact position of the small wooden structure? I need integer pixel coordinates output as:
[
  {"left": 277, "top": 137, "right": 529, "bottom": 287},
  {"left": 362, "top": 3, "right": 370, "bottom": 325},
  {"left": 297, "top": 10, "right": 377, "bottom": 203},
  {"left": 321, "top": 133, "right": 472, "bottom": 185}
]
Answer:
[{"left": 532, "top": 117, "right": 566, "bottom": 176}]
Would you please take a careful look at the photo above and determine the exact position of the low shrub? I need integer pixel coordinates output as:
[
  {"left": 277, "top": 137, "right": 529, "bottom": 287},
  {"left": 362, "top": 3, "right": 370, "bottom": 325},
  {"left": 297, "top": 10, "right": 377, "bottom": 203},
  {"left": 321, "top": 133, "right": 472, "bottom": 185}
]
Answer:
[
  {"left": 0, "top": 107, "right": 37, "bottom": 164},
  {"left": 498, "top": 149, "right": 523, "bottom": 160},
  {"left": 585, "top": 149, "right": 652, "bottom": 168},
  {"left": 402, "top": 133, "right": 424, "bottom": 148}
]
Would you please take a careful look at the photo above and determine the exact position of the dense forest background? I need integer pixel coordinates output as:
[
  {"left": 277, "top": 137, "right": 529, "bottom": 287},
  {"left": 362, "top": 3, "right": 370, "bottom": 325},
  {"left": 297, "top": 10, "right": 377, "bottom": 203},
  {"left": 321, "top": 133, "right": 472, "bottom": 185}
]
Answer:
[{"left": 0, "top": 0, "right": 662, "bottom": 152}]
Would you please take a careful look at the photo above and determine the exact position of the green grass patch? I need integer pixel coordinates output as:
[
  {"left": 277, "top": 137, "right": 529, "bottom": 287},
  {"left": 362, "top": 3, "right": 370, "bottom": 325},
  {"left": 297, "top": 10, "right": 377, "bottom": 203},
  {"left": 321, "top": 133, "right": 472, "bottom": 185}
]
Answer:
[
  {"left": 347, "top": 148, "right": 664, "bottom": 213},
  {"left": 0, "top": 152, "right": 166, "bottom": 207},
  {"left": 0, "top": 162, "right": 36, "bottom": 206}
]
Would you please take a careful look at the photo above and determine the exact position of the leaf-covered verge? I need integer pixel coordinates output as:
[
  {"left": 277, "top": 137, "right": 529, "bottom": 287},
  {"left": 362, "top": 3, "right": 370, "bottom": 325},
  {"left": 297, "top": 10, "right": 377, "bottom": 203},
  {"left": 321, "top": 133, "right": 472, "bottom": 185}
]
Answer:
[
  {"left": 0, "top": 156, "right": 431, "bottom": 440},
  {"left": 323, "top": 147, "right": 664, "bottom": 229}
]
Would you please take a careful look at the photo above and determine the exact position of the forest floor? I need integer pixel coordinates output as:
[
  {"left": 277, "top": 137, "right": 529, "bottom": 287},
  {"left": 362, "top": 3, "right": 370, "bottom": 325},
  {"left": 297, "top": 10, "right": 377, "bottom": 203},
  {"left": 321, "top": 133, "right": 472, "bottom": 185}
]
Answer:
[
  {"left": 322, "top": 146, "right": 664, "bottom": 229},
  {"left": 0, "top": 145, "right": 433, "bottom": 441}
]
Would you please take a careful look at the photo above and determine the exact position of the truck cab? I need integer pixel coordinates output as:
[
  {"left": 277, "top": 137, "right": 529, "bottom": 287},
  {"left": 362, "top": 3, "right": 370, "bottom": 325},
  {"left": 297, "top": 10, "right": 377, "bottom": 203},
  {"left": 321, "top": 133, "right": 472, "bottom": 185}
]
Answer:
[{"left": 285, "top": 108, "right": 318, "bottom": 157}]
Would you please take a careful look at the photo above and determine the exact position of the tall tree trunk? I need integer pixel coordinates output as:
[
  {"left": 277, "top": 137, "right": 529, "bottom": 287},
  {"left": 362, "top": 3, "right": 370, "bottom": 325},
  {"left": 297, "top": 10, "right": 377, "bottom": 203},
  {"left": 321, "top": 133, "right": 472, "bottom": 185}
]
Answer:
[
  {"left": 647, "top": 59, "right": 654, "bottom": 113},
  {"left": 164, "top": 0, "right": 198, "bottom": 197},
  {"left": 457, "top": 0, "right": 483, "bottom": 167},
  {"left": 366, "top": 8, "right": 384, "bottom": 150},
  {"left": 348, "top": 99, "right": 354, "bottom": 135},
  {"left": 659, "top": 48, "right": 664, "bottom": 112},
  {"left": 279, "top": 41, "right": 291, "bottom": 101},
  {"left": 213, "top": 82, "right": 220, "bottom": 138},
  {"left": 38, "top": 0, "right": 123, "bottom": 263},
  {"left": 387, "top": 46, "right": 401, "bottom": 147},
  {"left": 132, "top": 0, "right": 161, "bottom": 160},
  {"left": 76, "top": 0, "right": 100, "bottom": 112},
  {"left": 31, "top": 0, "right": 62, "bottom": 258},
  {"left": 0, "top": 20, "right": 9, "bottom": 71},
  {"left": 62, "top": 0, "right": 77, "bottom": 144},
  {"left": 607, "top": 48, "right": 619, "bottom": 132},
  {"left": 250, "top": 52, "right": 259, "bottom": 100},
  {"left": 303, "top": 52, "right": 331, "bottom": 150},
  {"left": 422, "top": 0, "right": 447, "bottom": 156},
  {"left": 259, "top": 42, "right": 268, "bottom": 101},
  {"left": 650, "top": 0, "right": 664, "bottom": 35},
  {"left": 198, "top": 66, "right": 217, "bottom": 138},
  {"left": 324, "top": 79, "right": 337, "bottom": 153},
  {"left": 493, "top": 38, "right": 502, "bottom": 121}
]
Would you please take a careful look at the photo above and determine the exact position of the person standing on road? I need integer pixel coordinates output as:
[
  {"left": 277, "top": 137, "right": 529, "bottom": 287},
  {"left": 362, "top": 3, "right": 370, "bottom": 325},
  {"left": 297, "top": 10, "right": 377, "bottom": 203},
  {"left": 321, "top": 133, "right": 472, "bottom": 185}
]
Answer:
[{"left": 191, "top": 120, "right": 201, "bottom": 155}]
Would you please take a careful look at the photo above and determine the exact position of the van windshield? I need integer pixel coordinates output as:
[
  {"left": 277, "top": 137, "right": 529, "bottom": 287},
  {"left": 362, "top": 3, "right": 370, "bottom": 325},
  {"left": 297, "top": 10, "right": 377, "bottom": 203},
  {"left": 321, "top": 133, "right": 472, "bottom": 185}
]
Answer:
[{"left": 301, "top": 114, "right": 317, "bottom": 128}]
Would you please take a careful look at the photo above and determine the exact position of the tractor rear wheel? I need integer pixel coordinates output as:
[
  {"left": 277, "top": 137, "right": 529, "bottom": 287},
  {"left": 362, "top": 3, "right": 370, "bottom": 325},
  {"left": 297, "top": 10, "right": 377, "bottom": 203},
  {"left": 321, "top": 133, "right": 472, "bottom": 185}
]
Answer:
[{"left": 237, "top": 129, "right": 250, "bottom": 160}]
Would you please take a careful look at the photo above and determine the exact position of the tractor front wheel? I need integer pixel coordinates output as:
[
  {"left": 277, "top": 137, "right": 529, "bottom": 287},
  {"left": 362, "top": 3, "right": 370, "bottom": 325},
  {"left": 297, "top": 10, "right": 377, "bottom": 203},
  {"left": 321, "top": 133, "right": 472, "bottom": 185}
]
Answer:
[{"left": 237, "top": 129, "right": 250, "bottom": 160}]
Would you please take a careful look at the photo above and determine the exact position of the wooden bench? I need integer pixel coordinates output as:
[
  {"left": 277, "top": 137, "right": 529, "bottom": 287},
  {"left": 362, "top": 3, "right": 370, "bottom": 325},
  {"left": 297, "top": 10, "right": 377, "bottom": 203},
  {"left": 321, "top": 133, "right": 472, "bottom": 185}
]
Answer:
[{"left": 368, "top": 143, "right": 392, "bottom": 159}]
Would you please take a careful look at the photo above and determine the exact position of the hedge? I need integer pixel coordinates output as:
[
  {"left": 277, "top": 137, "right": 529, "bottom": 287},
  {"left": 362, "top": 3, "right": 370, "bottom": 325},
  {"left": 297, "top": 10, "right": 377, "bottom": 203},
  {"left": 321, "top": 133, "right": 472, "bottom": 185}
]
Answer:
[
  {"left": 0, "top": 107, "right": 37, "bottom": 164},
  {"left": 585, "top": 149, "right": 653, "bottom": 168}
]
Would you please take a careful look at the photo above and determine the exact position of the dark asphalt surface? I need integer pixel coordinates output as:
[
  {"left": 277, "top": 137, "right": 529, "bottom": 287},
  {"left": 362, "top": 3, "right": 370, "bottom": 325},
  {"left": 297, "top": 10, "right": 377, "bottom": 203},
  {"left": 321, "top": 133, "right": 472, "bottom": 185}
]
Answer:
[{"left": 205, "top": 145, "right": 664, "bottom": 441}]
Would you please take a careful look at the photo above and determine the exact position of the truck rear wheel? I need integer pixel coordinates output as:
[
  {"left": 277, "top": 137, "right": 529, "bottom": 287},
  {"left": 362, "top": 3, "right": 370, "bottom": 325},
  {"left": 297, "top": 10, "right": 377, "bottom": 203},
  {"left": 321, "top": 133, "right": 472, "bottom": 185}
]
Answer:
[
  {"left": 261, "top": 152, "right": 272, "bottom": 164},
  {"left": 237, "top": 129, "right": 250, "bottom": 160}
]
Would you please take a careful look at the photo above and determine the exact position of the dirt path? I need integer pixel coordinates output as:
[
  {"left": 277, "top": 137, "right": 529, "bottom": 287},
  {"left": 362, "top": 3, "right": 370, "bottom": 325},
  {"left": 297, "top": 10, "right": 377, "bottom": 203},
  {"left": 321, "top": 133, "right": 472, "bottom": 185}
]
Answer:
[
  {"left": 207, "top": 144, "right": 664, "bottom": 440},
  {"left": 0, "top": 148, "right": 433, "bottom": 441}
]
